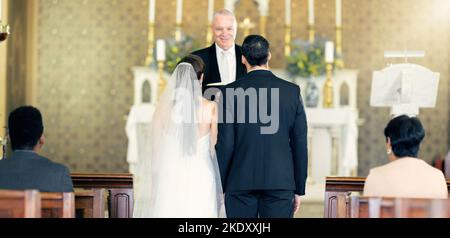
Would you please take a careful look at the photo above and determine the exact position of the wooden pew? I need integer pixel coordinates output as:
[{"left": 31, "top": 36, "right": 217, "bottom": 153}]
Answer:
[
  {"left": 0, "top": 189, "right": 41, "bottom": 218},
  {"left": 75, "top": 189, "right": 106, "bottom": 218},
  {"left": 41, "top": 192, "right": 75, "bottom": 218},
  {"left": 324, "top": 177, "right": 365, "bottom": 218},
  {"left": 346, "top": 196, "right": 450, "bottom": 218},
  {"left": 71, "top": 173, "right": 133, "bottom": 218},
  {"left": 325, "top": 177, "right": 450, "bottom": 218}
]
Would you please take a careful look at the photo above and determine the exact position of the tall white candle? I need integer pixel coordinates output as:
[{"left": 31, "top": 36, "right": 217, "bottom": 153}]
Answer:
[
  {"left": 308, "top": 0, "right": 314, "bottom": 25},
  {"left": 156, "top": 39, "right": 166, "bottom": 61},
  {"left": 325, "top": 41, "right": 334, "bottom": 63},
  {"left": 149, "top": 0, "right": 155, "bottom": 23},
  {"left": 176, "top": 0, "right": 183, "bottom": 24},
  {"left": 285, "top": 0, "right": 291, "bottom": 26},
  {"left": 208, "top": 0, "right": 214, "bottom": 23},
  {"left": 224, "top": 0, "right": 235, "bottom": 12},
  {"left": 336, "top": 0, "right": 342, "bottom": 26}
]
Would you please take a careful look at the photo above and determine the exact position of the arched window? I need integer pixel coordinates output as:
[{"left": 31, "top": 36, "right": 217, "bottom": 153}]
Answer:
[
  {"left": 142, "top": 80, "right": 151, "bottom": 103},
  {"left": 339, "top": 82, "right": 349, "bottom": 107}
]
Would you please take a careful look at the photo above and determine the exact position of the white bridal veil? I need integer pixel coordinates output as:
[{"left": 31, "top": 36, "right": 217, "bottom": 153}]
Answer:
[{"left": 133, "top": 63, "right": 224, "bottom": 218}]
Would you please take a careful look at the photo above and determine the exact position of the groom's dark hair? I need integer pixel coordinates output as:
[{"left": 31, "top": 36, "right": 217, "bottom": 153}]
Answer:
[
  {"left": 242, "top": 35, "right": 270, "bottom": 66},
  {"left": 178, "top": 55, "right": 205, "bottom": 80}
]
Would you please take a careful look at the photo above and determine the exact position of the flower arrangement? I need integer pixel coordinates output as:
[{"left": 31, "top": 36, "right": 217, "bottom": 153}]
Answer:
[
  {"left": 158, "top": 35, "right": 200, "bottom": 73},
  {"left": 286, "top": 38, "right": 343, "bottom": 78}
]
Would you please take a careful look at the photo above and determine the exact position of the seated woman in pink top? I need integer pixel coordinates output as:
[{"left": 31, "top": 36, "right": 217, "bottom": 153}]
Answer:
[{"left": 363, "top": 115, "right": 448, "bottom": 199}]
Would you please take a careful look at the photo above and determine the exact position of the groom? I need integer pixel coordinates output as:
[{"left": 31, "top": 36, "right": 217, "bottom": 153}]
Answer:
[{"left": 215, "top": 35, "right": 308, "bottom": 218}]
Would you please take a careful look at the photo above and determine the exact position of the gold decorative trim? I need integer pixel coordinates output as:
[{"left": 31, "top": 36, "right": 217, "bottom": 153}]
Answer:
[
  {"left": 284, "top": 25, "right": 291, "bottom": 56},
  {"left": 308, "top": 24, "right": 315, "bottom": 43},
  {"left": 323, "top": 63, "right": 334, "bottom": 108},
  {"left": 259, "top": 15, "right": 267, "bottom": 37},
  {"left": 144, "top": 23, "right": 155, "bottom": 66},
  {"left": 335, "top": 26, "right": 344, "bottom": 68},
  {"left": 205, "top": 24, "right": 212, "bottom": 47}
]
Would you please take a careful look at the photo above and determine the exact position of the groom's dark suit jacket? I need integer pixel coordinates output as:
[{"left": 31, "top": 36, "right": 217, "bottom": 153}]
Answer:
[
  {"left": 0, "top": 151, "right": 74, "bottom": 192},
  {"left": 191, "top": 43, "right": 247, "bottom": 93},
  {"left": 216, "top": 70, "right": 308, "bottom": 195}
]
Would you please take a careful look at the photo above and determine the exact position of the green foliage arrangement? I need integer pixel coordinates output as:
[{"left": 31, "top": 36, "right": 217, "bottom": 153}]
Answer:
[
  {"left": 158, "top": 35, "right": 200, "bottom": 73},
  {"left": 286, "top": 38, "right": 342, "bottom": 78}
]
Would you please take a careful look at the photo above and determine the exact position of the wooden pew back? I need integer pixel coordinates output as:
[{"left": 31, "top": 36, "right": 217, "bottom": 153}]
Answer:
[
  {"left": 345, "top": 196, "right": 450, "bottom": 218},
  {"left": 72, "top": 173, "right": 133, "bottom": 218},
  {"left": 41, "top": 192, "right": 75, "bottom": 218},
  {"left": 0, "top": 189, "right": 41, "bottom": 218},
  {"left": 325, "top": 177, "right": 450, "bottom": 218},
  {"left": 75, "top": 189, "right": 106, "bottom": 218}
]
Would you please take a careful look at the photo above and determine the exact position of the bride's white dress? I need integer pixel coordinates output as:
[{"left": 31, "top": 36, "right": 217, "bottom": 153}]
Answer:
[
  {"left": 148, "top": 132, "right": 224, "bottom": 218},
  {"left": 133, "top": 63, "right": 224, "bottom": 218}
]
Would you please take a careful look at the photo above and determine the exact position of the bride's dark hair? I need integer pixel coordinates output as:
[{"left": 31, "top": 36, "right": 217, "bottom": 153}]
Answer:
[{"left": 177, "top": 55, "right": 205, "bottom": 80}]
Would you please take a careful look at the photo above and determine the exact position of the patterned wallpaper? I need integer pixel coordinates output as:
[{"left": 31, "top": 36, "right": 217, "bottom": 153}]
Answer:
[
  {"left": 343, "top": 0, "right": 450, "bottom": 175},
  {"left": 37, "top": 0, "right": 148, "bottom": 172},
  {"left": 34, "top": 0, "right": 450, "bottom": 175},
  {"left": 7, "top": 0, "right": 28, "bottom": 112}
]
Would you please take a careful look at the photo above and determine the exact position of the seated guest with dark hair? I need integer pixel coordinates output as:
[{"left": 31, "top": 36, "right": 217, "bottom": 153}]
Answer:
[
  {"left": 363, "top": 115, "right": 448, "bottom": 199},
  {"left": 0, "top": 106, "right": 73, "bottom": 192}
]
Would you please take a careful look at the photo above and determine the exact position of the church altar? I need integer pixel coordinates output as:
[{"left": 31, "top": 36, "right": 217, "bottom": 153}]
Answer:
[{"left": 125, "top": 67, "right": 168, "bottom": 174}]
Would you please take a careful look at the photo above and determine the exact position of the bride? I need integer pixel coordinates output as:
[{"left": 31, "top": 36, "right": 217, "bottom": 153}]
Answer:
[{"left": 133, "top": 55, "right": 224, "bottom": 218}]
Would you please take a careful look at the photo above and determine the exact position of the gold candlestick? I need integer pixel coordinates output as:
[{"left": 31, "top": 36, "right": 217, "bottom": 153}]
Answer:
[
  {"left": 335, "top": 26, "right": 343, "bottom": 56},
  {"left": 284, "top": 25, "right": 291, "bottom": 56},
  {"left": 259, "top": 15, "right": 267, "bottom": 37},
  {"left": 175, "top": 23, "right": 182, "bottom": 42},
  {"left": 205, "top": 23, "right": 213, "bottom": 46},
  {"left": 323, "top": 63, "right": 334, "bottom": 108},
  {"left": 144, "top": 23, "right": 155, "bottom": 66},
  {"left": 157, "top": 61, "right": 167, "bottom": 100},
  {"left": 335, "top": 26, "right": 345, "bottom": 68},
  {"left": 308, "top": 24, "right": 315, "bottom": 43}
]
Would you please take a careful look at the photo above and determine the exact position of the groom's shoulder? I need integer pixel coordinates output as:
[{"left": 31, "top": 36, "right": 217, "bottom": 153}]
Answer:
[
  {"left": 272, "top": 75, "right": 300, "bottom": 90},
  {"left": 270, "top": 77, "right": 302, "bottom": 98}
]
